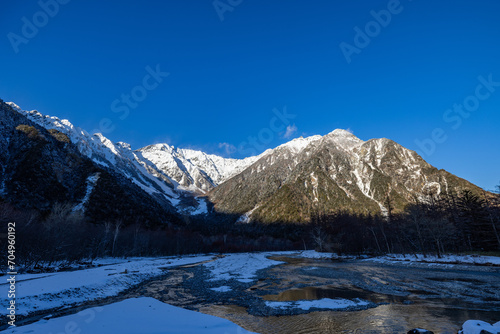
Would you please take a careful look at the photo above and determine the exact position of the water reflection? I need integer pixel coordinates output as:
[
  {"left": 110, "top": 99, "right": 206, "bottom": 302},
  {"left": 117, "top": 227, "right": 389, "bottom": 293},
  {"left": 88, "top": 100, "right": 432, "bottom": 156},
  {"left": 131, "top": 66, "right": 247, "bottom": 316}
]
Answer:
[
  {"left": 204, "top": 303, "right": 500, "bottom": 334},
  {"left": 149, "top": 256, "right": 500, "bottom": 333},
  {"left": 262, "top": 286, "right": 407, "bottom": 304},
  {"left": 227, "top": 257, "right": 500, "bottom": 333}
]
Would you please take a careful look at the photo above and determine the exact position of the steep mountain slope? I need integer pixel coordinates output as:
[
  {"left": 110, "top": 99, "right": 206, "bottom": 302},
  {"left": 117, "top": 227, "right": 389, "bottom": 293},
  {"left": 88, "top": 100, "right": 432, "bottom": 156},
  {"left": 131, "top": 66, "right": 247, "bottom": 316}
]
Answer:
[
  {"left": 3, "top": 100, "right": 491, "bottom": 225},
  {"left": 6, "top": 102, "right": 181, "bottom": 206},
  {"left": 0, "top": 100, "right": 179, "bottom": 225},
  {"left": 136, "top": 131, "right": 332, "bottom": 195},
  {"left": 209, "top": 130, "right": 487, "bottom": 223},
  {"left": 137, "top": 144, "right": 261, "bottom": 193},
  {"left": 6, "top": 102, "right": 263, "bottom": 211}
]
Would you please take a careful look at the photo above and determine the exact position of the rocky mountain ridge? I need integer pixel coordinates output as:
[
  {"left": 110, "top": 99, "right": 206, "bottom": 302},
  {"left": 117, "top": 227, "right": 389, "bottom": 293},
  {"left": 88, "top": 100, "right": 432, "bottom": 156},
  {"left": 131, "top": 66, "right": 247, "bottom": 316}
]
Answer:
[
  {"left": 2, "top": 101, "right": 490, "bottom": 224},
  {"left": 0, "top": 100, "right": 178, "bottom": 225},
  {"left": 209, "top": 129, "right": 485, "bottom": 223}
]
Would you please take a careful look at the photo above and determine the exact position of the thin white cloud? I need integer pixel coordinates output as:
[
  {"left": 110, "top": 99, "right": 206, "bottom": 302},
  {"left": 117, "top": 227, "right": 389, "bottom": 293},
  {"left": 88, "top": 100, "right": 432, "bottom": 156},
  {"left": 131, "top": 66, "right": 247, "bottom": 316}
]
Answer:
[
  {"left": 218, "top": 142, "right": 236, "bottom": 156},
  {"left": 283, "top": 124, "right": 298, "bottom": 139}
]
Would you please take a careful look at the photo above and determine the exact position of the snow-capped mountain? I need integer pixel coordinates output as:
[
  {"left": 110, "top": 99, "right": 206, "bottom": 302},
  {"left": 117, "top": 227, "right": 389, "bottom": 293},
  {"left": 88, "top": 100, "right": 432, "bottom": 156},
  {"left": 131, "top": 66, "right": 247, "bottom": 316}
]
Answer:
[
  {"left": 209, "top": 129, "right": 485, "bottom": 223},
  {"left": 6, "top": 102, "right": 181, "bottom": 206},
  {"left": 2, "top": 100, "right": 488, "bottom": 224},
  {"left": 0, "top": 100, "right": 179, "bottom": 224},
  {"left": 137, "top": 144, "right": 261, "bottom": 193},
  {"left": 136, "top": 135, "right": 326, "bottom": 194}
]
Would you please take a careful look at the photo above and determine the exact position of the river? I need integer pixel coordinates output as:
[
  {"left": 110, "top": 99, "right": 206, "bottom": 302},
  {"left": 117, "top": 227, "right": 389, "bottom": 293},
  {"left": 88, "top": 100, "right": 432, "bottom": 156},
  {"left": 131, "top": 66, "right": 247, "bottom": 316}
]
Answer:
[{"left": 125, "top": 255, "right": 500, "bottom": 333}]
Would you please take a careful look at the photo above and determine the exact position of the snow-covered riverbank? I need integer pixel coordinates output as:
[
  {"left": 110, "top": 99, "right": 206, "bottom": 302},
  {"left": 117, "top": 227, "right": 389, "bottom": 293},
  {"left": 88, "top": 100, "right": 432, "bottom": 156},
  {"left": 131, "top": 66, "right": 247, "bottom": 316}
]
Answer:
[
  {"left": 2, "top": 251, "right": 499, "bottom": 333},
  {"left": 367, "top": 253, "right": 500, "bottom": 267},
  {"left": 2, "top": 250, "right": 499, "bottom": 317},
  {"left": 0, "top": 255, "right": 212, "bottom": 316},
  {"left": 2, "top": 297, "right": 256, "bottom": 334}
]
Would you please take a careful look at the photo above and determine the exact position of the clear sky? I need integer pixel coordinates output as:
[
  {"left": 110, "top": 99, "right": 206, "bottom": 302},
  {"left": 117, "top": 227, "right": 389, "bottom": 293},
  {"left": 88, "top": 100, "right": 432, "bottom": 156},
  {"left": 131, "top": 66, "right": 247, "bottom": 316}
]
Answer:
[{"left": 1, "top": 0, "right": 499, "bottom": 191}]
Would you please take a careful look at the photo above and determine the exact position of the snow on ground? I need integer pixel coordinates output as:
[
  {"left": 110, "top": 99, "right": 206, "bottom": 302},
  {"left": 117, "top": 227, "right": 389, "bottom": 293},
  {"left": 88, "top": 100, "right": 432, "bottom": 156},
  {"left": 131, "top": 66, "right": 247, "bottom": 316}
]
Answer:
[
  {"left": 0, "top": 255, "right": 212, "bottom": 316},
  {"left": 3, "top": 251, "right": 324, "bottom": 318},
  {"left": 4, "top": 250, "right": 499, "bottom": 329},
  {"left": 203, "top": 250, "right": 499, "bottom": 285},
  {"left": 459, "top": 320, "right": 500, "bottom": 334},
  {"left": 265, "top": 298, "right": 369, "bottom": 311},
  {"left": 204, "top": 252, "right": 288, "bottom": 283},
  {"left": 15, "top": 256, "right": 142, "bottom": 275},
  {"left": 3, "top": 297, "right": 256, "bottom": 334},
  {"left": 367, "top": 253, "right": 500, "bottom": 266},
  {"left": 282, "top": 250, "right": 359, "bottom": 260},
  {"left": 192, "top": 197, "right": 209, "bottom": 215},
  {"left": 410, "top": 329, "right": 432, "bottom": 334},
  {"left": 211, "top": 285, "right": 232, "bottom": 292},
  {"left": 293, "top": 250, "right": 336, "bottom": 259},
  {"left": 184, "top": 197, "right": 209, "bottom": 215},
  {"left": 269, "top": 250, "right": 500, "bottom": 266}
]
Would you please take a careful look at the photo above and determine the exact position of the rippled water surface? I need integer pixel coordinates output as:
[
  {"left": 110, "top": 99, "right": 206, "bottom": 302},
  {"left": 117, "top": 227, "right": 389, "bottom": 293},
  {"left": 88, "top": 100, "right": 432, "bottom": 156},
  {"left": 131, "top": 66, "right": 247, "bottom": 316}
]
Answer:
[
  {"left": 203, "top": 303, "right": 500, "bottom": 334},
  {"left": 14, "top": 255, "right": 500, "bottom": 334},
  {"left": 191, "top": 257, "right": 500, "bottom": 333},
  {"left": 57, "top": 255, "right": 497, "bottom": 334}
]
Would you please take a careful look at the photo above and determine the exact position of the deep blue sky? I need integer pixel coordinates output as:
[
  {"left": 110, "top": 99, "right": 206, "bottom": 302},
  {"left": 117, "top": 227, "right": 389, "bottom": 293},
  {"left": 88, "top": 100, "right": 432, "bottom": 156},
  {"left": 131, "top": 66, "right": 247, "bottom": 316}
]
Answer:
[{"left": 1, "top": 0, "right": 499, "bottom": 191}]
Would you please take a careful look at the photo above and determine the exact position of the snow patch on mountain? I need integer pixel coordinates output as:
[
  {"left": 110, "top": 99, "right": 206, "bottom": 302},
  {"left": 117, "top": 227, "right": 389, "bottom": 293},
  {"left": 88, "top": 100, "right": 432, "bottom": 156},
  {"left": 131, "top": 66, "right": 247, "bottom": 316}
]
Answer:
[
  {"left": 8, "top": 100, "right": 460, "bottom": 221},
  {"left": 236, "top": 205, "right": 260, "bottom": 224},
  {"left": 324, "top": 129, "right": 365, "bottom": 150},
  {"left": 277, "top": 135, "right": 322, "bottom": 153},
  {"left": 73, "top": 172, "right": 100, "bottom": 213},
  {"left": 181, "top": 197, "right": 209, "bottom": 215},
  {"left": 9, "top": 103, "right": 180, "bottom": 206},
  {"left": 311, "top": 172, "right": 319, "bottom": 202},
  {"left": 137, "top": 143, "right": 264, "bottom": 193},
  {"left": 191, "top": 197, "right": 209, "bottom": 215}
]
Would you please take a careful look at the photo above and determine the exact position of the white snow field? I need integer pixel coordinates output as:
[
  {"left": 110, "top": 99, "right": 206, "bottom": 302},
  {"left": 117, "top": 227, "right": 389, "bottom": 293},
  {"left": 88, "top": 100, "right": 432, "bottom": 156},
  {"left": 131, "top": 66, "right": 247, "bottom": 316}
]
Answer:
[
  {"left": 2, "top": 297, "right": 256, "bottom": 334},
  {"left": 1, "top": 251, "right": 323, "bottom": 319},
  {"left": 204, "top": 252, "right": 288, "bottom": 283},
  {"left": 459, "top": 320, "right": 500, "bottom": 334},
  {"left": 0, "top": 255, "right": 212, "bottom": 316},
  {"left": 203, "top": 250, "right": 339, "bottom": 284},
  {"left": 211, "top": 285, "right": 233, "bottom": 292},
  {"left": 2, "top": 251, "right": 499, "bottom": 333},
  {"left": 4, "top": 250, "right": 497, "bottom": 317},
  {"left": 367, "top": 253, "right": 500, "bottom": 267}
]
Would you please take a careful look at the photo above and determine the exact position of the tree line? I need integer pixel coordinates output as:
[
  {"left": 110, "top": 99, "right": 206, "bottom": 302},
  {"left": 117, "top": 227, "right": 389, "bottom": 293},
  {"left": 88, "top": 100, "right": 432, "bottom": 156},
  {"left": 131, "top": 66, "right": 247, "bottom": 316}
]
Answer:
[
  {"left": 0, "top": 201, "right": 303, "bottom": 272},
  {"left": 1, "top": 187, "right": 498, "bottom": 273},
  {"left": 310, "top": 188, "right": 500, "bottom": 256}
]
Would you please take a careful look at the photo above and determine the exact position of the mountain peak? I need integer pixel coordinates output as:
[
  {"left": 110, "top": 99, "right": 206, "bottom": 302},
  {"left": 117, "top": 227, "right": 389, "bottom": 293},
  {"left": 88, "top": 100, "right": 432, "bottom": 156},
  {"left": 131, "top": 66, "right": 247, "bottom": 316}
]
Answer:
[
  {"left": 323, "top": 128, "right": 364, "bottom": 150},
  {"left": 116, "top": 142, "right": 131, "bottom": 150},
  {"left": 277, "top": 134, "right": 322, "bottom": 153},
  {"left": 6, "top": 102, "right": 22, "bottom": 112},
  {"left": 3, "top": 100, "right": 488, "bottom": 225},
  {"left": 329, "top": 128, "right": 355, "bottom": 136}
]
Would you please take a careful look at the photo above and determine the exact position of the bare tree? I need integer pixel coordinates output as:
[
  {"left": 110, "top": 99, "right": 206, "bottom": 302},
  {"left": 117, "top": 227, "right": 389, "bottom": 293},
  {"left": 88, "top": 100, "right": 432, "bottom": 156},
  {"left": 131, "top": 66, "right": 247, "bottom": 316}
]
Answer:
[
  {"left": 368, "top": 226, "right": 382, "bottom": 253},
  {"left": 310, "top": 226, "right": 328, "bottom": 252},
  {"left": 112, "top": 220, "right": 123, "bottom": 257}
]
